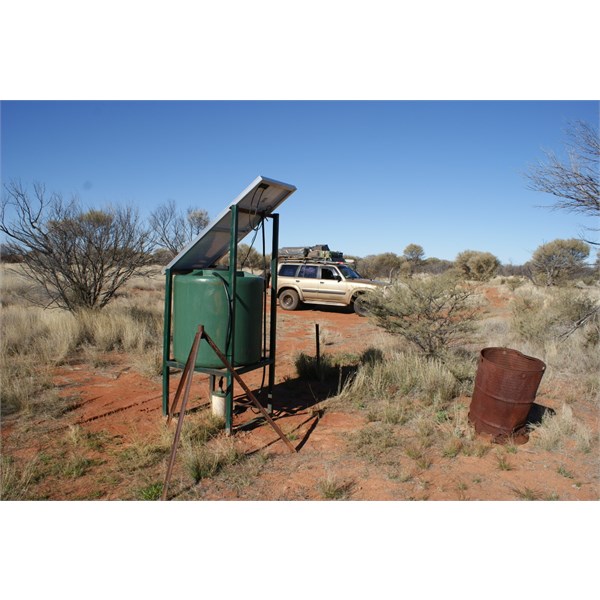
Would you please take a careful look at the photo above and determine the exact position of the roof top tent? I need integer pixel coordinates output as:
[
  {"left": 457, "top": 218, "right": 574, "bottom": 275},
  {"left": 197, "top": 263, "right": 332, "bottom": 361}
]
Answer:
[{"left": 162, "top": 176, "right": 297, "bottom": 435}]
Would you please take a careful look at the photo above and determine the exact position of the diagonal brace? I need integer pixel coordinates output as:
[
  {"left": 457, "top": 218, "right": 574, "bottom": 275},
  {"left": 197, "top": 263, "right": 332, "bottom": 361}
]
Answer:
[{"left": 201, "top": 329, "right": 297, "bottom": 454}]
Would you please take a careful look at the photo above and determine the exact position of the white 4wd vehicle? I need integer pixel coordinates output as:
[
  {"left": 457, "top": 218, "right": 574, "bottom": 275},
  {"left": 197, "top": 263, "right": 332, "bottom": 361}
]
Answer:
[{"left": 276, "top": 260, "right": 383, "bottom": 316}]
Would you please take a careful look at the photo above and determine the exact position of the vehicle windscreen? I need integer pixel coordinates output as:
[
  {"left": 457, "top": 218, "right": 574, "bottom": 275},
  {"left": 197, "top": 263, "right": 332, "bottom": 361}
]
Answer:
[{"left": 338, "top": 265, "right": 362, "bottom": 279}]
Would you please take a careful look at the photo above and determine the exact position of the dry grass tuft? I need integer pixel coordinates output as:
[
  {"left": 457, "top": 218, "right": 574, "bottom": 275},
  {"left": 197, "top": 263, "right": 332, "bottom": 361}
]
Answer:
[
  {"left": 116, "top": 423, "right": 173, "bottom": 473},
  {"left": 316, "top": 473, "right": 355, "bottom": 499},
  {"left": 0, "top": 455, "right": 40, "bottom": 500},
  {"left": 182, "top": 437, "right": 243, "bottom": 484},
  {"left": 531, "top": 404, "right": 593, "bottom": 453},
  {"left": 340, "top": 349, "right": 460, "bottom": 411}
]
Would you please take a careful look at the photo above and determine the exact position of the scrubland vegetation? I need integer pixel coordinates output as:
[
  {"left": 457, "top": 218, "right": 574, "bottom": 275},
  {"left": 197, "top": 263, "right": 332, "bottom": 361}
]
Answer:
[
  {"left": 329, "top": 277, "right": 599, "bottom": 494},
  {"left": 1, "top": 255, "right": 599, "bottom": 500}
]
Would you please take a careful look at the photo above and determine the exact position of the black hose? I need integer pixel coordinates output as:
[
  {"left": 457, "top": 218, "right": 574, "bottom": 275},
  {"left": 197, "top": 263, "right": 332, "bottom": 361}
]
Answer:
[{"left": 212, "top": 271, "right": 233, "bottom": 356}]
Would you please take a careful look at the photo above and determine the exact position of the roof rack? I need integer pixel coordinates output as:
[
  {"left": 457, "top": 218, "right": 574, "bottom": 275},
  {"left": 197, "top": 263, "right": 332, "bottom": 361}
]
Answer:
[
  {"left": 278, "top": 256, "right": 347, "bottom": 264},
  {"left": 279, "top": 244, "right": 345, "bottom": 262}
]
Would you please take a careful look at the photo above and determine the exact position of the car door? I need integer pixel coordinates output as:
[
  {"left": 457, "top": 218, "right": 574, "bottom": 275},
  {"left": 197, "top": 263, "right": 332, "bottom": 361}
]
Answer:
[
  {"left": 296, "top": 264, "right": 320, "bottom": 300},
  {"left": 316, "top": 266, "right": 347, "bottom": 303}
]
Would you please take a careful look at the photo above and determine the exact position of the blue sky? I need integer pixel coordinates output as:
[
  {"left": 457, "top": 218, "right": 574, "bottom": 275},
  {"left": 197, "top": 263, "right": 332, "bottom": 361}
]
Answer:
[{"left": 1, "top": 100, "right": 598, "bottom": 264}]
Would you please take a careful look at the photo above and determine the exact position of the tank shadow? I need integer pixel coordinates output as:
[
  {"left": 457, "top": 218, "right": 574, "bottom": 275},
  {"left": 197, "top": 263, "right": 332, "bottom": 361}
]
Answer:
[
  {"left": 243, "top": 365, "right": 357, "bottom": 416},
  {"left": 526, "top": 402, "right": 556, "bottom": 427},
  {"left": 231, "top": 364, "right": 357, "bottom": 451}
]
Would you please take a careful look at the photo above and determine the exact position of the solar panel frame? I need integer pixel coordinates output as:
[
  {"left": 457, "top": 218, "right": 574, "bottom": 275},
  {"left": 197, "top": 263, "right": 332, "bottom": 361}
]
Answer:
[{"left": 165, "top": 176, "right": 297, "bottom": 272}]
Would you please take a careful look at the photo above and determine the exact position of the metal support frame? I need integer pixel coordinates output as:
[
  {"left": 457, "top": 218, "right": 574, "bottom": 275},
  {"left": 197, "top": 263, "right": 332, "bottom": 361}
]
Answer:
[
  {"left": 161, "top": 324, "right": 295, "bottom": 501},
  {"left": 162, "top": 208, "right": 280, "bottom": 437}
]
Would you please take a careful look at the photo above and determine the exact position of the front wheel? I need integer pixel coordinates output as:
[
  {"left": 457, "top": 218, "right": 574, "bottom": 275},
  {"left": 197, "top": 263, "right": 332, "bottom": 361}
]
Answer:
[
  {"left": 279, "top": 289, "right": 300, "bottom": 311},
  {"left": 353, "top": 295, "right": 370, "bottom": 317}
]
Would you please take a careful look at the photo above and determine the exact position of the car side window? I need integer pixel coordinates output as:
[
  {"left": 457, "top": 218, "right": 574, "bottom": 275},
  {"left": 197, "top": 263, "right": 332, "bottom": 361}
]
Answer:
[
  {"left": 320, "top": 267, "right": 337, "bottom": 280},
  {"left": 298, "top": 265, "right": 318, "bottom": 278},
  {"left": 278, "top": 264, "right": 298, "bottom": 277}
]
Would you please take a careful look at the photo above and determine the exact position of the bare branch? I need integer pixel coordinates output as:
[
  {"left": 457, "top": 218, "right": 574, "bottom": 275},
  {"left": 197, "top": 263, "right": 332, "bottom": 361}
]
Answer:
[
  {"left": 525, "top": 121, "right": 600, "bottom": 219},
  {"left": 149, "top": 201, "right": 210, "bottom": 259},
  {"left": 1, "top": 181, "right": 153, "bottom": 311}
]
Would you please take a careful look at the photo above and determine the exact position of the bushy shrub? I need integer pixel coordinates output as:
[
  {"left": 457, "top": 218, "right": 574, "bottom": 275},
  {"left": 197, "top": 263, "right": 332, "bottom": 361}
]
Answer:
[
  {"left": 364, "top": 274, "right": 482, "bottom": 358},
  {"left": 511, "top": 288, "right": 599, "bottom": 343},
  {"left": 455, "top": 250, "right": 500, "bottom": 281},
  {"left": 526, "top": 238, "right": 590, "bottom": 286}
]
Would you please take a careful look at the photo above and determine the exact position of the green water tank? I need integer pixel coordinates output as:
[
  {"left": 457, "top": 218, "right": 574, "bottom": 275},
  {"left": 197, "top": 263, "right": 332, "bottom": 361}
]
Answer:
[{"left": 172, "top": 270, "right": 263, "bottom": 368}]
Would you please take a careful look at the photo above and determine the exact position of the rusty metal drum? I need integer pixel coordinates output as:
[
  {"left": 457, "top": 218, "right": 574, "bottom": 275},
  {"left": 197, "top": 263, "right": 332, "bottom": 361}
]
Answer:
[{"left": 468, "top": 347, "right": 546, "bottom": 439}]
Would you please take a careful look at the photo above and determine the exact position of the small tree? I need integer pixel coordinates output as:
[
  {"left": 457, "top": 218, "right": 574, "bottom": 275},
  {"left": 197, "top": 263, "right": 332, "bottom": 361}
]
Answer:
[
  {"left": 455, "top": 250, "right": 500, "bottom": 281},
  {"left": 526, "top": 238, "right": 590, "bottom": 286},
  {"left": 186, "top": 208, "right": 210, "bottom": 238},
  {"left": 149, "top": 200, "right": 209, "bottom": 259},
  {"left": 403, "top": 243, "right": 425, "bottom": 276},
  {"left": 364, "top": 274, "right": 482, "bottom": 358},
  {"left": 1, "top": 181, "right": 153, "bottom": 311}
]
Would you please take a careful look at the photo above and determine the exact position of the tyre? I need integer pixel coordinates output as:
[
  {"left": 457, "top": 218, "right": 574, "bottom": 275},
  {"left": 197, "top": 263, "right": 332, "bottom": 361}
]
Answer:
[
  {"left": 279, "top": 289, "right": 300, "bottom": 311},
  {"left": 353, "top": 294, "right": 369, "bottom": 317}
]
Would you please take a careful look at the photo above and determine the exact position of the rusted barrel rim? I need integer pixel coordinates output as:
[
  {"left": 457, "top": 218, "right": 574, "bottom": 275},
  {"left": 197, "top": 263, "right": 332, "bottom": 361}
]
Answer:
[{"left": 480, "top": 347, "right": 546, "bottom": 373}]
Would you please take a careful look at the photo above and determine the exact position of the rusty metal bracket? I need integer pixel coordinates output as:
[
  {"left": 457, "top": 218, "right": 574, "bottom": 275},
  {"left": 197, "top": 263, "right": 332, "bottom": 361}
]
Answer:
[{"left": 161, "top": 326, "right": 204, "bottom": 501}]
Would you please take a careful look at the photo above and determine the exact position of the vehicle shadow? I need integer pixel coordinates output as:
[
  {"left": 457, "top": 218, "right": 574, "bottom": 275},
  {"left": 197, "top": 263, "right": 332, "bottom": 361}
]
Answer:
[{"left": 280, "top": 303, "right": 355, "bottom": 316}]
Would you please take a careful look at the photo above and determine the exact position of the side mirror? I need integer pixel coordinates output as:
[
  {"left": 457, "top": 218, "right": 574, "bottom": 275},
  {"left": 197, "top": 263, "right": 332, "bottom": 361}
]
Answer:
[{"left": 334, "top": 275, "right": 342, "bottom": 282}]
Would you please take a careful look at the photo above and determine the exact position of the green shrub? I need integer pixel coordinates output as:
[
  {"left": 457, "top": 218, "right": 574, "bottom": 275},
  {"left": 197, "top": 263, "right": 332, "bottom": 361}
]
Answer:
[
  {"left": 181, "top": 413, "right": 225, "bottom": 444},
  {"left": 136, "top": 482, "right": 164, "bottom": 500},
  {"left": 350, "top": 423, "right": 400, "bottom": 462},
  {"left": 364, "top": 274, "right": 482, "bottom": 358}
]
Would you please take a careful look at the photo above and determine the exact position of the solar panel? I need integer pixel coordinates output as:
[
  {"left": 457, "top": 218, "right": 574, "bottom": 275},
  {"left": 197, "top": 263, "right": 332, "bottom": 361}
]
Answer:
[{"left": 165, "top": 176, "right": 297, "bottom": 271}]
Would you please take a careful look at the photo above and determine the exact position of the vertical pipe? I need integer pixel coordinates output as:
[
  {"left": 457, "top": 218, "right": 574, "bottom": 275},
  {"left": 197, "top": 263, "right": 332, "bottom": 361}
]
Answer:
[
  {"left": 209, "top": 374, "right": 215, "bottom": 415},
  {"left": 162, "top": 268, "right": 173, "bottom": 416},
  {"left": 268, "top": 213, "right": 279, "bottom": 413}
]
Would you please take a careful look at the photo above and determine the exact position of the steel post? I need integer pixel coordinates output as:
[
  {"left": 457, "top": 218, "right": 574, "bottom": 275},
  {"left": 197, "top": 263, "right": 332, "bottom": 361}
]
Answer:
[
  {"left": 162, "top": 268, "right": 173, "bottom": 416},
  {"left": 226, "top": 205, "right": 239, "bottom": 434},
  {"left": 268, "top": 213, "right": 279, "bottom": 412}
]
